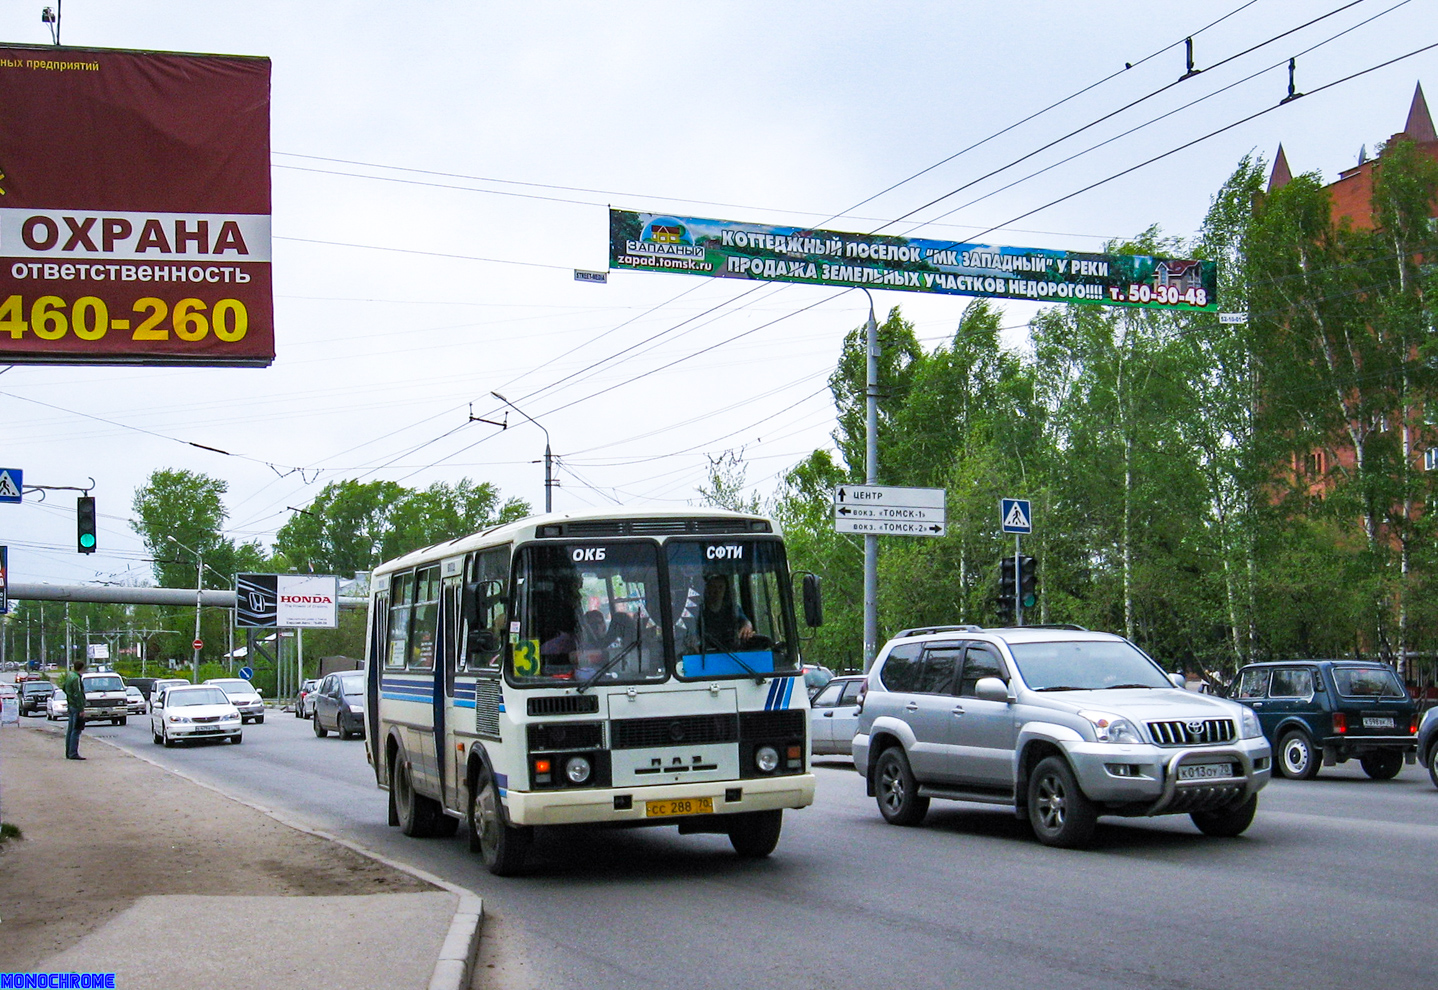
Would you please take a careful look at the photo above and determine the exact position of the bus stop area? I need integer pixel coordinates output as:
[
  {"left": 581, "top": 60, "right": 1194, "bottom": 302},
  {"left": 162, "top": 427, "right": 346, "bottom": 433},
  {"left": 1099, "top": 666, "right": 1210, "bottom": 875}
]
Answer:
[{"left": 0, "top": 721, "right": 483, "bottom": 990}]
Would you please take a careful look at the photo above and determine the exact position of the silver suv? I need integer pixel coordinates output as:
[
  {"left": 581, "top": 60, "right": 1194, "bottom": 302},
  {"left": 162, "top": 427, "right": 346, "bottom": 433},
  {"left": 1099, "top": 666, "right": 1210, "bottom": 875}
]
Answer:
[{"left": 853, "top": 625, "right": 1272, "bottom": 847}]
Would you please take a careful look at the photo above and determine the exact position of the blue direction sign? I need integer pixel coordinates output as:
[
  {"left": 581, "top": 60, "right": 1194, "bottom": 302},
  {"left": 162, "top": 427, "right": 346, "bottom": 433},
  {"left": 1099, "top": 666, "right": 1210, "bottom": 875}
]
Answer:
[
  {"left": 0, "top": 468, "right": 22, "bottom": 503},
  {"left": 1001, "top": 498, "right": 1032, "bottom": 534},
  {"left": 238, "top": 666, "right": 255, "bottom": 681}
]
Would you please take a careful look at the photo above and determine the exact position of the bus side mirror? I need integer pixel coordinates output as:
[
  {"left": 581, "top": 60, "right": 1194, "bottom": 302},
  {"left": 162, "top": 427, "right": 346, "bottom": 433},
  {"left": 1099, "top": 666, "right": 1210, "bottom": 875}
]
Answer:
[
  {"left": 801, "top": 573, "right": 823, "bottom": 628},
  {"left": 469, "top": 628, "right": 500, "bottom": 654},
  {"left": 462, "top": 581, "right": 482, "bottom": 629}
]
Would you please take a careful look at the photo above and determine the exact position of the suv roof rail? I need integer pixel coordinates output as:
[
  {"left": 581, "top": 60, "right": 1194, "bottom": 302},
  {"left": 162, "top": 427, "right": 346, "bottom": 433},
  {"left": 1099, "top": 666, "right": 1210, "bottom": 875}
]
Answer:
[
  {"left": 893, "top": 624, "right": 984, "bottom": 638},
  {"left": 1012, "top": 623, "right": 1089, "bottom": 631}
]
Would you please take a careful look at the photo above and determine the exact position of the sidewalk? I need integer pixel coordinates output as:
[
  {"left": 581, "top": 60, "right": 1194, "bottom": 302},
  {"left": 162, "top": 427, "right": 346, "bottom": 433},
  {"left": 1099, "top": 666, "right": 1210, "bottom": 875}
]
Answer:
[{"left": 0, "top": 720, "right": 483, "bottom": 990}]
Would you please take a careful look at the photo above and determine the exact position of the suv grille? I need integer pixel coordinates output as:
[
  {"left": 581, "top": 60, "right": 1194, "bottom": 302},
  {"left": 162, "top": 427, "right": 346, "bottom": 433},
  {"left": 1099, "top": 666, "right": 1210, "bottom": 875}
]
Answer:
[
  {"left": 1147, "top": 718, "right": 1235, "bottom": 746},
  {"left": 612, "top": 713, "right": 739, "bottom": 749}
]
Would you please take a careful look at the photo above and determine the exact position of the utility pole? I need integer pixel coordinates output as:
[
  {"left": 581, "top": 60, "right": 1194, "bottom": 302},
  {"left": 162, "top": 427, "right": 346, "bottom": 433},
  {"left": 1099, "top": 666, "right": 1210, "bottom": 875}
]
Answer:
[{"left": 862, "top": 291, "right": 879, "bottom": 669}]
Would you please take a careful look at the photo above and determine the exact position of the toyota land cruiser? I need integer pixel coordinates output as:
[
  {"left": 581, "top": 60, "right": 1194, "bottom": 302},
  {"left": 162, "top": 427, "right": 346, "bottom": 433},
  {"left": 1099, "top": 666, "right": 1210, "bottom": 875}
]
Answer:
[{"left": 852, "top": 625, "right": 1271, "bottom": 847}]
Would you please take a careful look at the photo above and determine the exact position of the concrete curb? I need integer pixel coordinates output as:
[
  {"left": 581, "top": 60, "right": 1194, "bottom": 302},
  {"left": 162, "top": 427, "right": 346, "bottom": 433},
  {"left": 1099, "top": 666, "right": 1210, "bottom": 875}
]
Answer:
[{"left": 55, "top": 724, "right": 485, "bottom": 990}]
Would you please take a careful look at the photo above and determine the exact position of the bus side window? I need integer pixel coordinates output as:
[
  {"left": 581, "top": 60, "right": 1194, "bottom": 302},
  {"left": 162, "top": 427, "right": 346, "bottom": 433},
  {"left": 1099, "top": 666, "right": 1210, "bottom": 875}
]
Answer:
[
  {"left": 387, "top": 572, "right": 413, "bottom": 669},
  {"left": 409, "top": 565, "right": 441, "bottom": 671},
  {"left": 466, "top": 547, "right": 510, "bottom": 672}
]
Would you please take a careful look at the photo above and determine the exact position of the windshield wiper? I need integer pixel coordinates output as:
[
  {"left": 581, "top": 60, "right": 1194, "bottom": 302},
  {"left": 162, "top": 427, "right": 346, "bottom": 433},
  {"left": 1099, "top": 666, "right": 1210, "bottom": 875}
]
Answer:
[
  {"left": 1105, "top": 683, "right": 1157, "bottom": 690},
  {"left": 577, "top": 639, "right": 641, "bottom": 694},
  {"left": 1033, "top": 685, "right": 1085, "bottom": 692},
  {"left": 702, "top": 642, "right": 767, "bottom": 685}
]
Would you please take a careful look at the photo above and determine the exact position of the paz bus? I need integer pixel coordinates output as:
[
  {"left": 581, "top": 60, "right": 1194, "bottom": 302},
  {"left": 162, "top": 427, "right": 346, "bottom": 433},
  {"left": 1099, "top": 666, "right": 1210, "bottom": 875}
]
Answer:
[{"left": 363, "top": 507, "right": 823, "bottom": 875}]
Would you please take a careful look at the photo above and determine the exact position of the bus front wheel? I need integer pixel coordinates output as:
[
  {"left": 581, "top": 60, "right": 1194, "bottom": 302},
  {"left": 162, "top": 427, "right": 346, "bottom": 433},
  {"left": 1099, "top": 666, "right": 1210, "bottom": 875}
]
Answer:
[
  {"left": 728, "top": 809, "right": 783, "bottom": 858},
  {"left": 468, "top": 767, "right": 530, "bottom": 876}
]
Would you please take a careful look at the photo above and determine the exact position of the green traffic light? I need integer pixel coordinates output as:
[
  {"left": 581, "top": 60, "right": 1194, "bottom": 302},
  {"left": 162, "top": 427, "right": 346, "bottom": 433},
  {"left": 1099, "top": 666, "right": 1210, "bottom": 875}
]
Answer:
[
  {"left": 80, "top": 534, "right": 96, "bottom": 548},
  {"left": 1022, "top": 593, "right": 1036, "bottom": 608}
]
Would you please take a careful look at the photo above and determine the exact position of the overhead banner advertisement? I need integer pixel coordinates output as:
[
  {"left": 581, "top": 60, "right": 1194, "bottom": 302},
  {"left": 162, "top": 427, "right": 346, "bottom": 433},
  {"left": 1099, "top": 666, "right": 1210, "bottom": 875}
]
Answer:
[
  {"left": 0, "top": 45, "right": 273, "bottom": 366},
  {"left": 610, "top": 209, "right": 1217, "bottom": 312},
  {"left": 236, "top": 574, "right": 339, "bottom": 629}
]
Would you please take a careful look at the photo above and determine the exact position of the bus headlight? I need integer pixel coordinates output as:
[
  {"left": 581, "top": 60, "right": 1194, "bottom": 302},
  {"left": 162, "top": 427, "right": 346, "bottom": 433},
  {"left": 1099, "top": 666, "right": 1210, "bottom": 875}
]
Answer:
[
  {"left": 565, "top": 755, "right": 593, "bottom": 784},
  {"left": 755, "top": 745, "right": 780, "bottom": 773}
]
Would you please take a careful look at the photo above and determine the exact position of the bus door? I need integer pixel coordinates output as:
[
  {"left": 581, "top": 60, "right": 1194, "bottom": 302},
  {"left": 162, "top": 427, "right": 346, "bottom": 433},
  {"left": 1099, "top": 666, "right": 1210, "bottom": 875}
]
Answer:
[
  {"left": 365, "top": 579, "right": 390, "bottom": 786},
  {"left": 434, "top": 556, "right": 464, "bottom": 809}
]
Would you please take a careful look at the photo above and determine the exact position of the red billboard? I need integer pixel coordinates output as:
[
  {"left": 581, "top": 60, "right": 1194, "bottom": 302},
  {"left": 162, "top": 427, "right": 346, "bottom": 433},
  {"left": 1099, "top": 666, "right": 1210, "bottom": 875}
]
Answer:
[{"left": 0, "top": 45, "right": 272, "bottom": 367}]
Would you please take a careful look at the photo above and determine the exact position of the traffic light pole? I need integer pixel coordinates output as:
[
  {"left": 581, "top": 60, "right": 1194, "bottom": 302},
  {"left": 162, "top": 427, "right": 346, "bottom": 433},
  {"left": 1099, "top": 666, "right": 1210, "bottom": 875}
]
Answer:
[
  {"left": 862, "top": 293, "right": 879, "bottom": 669},
  {"left": 1014, "top": 536, "right": 1023, "bottom": 627}
]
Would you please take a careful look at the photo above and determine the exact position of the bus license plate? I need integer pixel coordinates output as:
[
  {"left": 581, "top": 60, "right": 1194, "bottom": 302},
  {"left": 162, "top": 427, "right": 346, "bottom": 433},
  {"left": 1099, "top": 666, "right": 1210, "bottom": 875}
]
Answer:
[
  {"left": 1178, "top": 763, "right": 1234, "bottom": 781},
  {"left": 645, "top": 797, "right": 714, "bottom": 818}
]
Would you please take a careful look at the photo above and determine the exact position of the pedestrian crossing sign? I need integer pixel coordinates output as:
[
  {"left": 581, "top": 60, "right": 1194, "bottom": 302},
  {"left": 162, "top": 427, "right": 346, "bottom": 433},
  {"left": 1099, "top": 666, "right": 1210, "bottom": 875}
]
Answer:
[
  {"left": 0, "top": 468, "right": 21, "bottom": 503},
  {"left": 1001, "top": 498, "right": 1032, "bottom": 533}
]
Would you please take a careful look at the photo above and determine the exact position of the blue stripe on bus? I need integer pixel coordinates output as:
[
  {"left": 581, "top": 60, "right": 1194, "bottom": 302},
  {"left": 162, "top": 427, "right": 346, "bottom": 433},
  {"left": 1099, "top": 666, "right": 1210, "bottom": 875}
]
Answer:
[
  {"left": 452, "top": 700, "right": 475, "bottom": 709},
  {"left": 764, "top": 679, "right": 780, "bottom": 710},
  {"left": 785, "top": 677, "right": 795, "bottom": 708}
]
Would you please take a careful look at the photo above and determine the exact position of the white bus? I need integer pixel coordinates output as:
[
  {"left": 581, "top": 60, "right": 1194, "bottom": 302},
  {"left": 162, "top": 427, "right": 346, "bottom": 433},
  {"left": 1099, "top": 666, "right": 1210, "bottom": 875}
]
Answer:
[{"left": 363, "top": 507, "right": 823, "bottom": 875}]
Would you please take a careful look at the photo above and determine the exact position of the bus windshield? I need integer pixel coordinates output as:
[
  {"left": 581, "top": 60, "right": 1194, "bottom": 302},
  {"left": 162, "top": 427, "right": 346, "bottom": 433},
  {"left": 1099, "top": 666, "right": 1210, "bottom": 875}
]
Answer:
[
  {"left": 510, "top": 542, "right": 667, "bottom": 687},
  {"left": 667, "top": 539, "right": 799, "bottom": 679}
]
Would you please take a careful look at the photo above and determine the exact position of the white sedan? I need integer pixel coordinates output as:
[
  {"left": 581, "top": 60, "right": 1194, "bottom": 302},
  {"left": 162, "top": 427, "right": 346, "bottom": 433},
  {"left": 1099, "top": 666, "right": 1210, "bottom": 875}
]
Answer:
[
  {"left": 46, "top": 691, "right": 68, "bottom": 720},
  {"left": 151, "top": 684, "right": 243, "bottom": 747}
]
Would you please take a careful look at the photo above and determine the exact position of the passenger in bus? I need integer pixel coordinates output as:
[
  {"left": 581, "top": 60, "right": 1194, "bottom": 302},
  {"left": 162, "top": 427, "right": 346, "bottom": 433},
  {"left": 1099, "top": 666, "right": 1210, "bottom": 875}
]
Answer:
[{"left": 700, "top": 574, "right": 754, "bottom": 652}]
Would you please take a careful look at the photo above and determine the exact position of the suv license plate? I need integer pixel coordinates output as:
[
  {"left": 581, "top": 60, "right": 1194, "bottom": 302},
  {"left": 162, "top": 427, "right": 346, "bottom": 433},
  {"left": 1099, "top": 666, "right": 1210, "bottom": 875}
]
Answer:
[
  {"left": 1178, "top": 763, "right": 1235, "bottom": 781},
  {"left": 645, "top": 797, "right": 714, "bottom": 818},
  {"left": 1362, "top": 716, "right": 1395, "bottom": 729}
]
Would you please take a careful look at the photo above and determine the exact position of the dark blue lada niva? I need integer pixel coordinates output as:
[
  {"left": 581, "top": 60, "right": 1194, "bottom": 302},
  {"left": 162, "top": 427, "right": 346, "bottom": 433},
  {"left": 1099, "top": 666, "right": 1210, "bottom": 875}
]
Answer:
[{"left": 1229, "top": 660, "right": 1417, "bottom": 780}]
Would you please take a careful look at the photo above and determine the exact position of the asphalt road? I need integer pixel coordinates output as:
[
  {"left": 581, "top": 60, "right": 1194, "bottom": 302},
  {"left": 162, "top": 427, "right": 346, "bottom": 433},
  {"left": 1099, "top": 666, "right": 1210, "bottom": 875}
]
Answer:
[{"left": 68, "top": 708, "right": 1438, "bottom": 990}]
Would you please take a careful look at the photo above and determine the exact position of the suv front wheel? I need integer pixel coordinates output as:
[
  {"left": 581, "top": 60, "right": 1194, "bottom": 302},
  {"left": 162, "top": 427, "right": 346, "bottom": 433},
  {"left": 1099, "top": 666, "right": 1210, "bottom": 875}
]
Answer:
[
  {"left": 875, "top": 747, "right": 929, "bottom": 826},
  {"left": 1028, "top": 756, "right": 1097, "bottom": 848}
]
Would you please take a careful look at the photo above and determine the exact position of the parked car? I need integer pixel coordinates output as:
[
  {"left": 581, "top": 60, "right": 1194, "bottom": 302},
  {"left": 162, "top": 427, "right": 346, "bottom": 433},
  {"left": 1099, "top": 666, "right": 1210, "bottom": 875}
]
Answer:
[
  {"left": 18, "top": 680, "right": 55, "bottom": 716},
  {"left": 802, "top": 663, "right": 835, "bottom": 699},
  {"left": 0, "top": 682, "right": 16, "bottom": 709},
  {"left": 204, "top": 678, "right": 265, "bottom": 724},
  {"left": 80, "top": 672, "right": 129, "bottom": 725},
  {"left": 809, "top": 675, "right": 866, "bottom": 756},
  {"left": 124, "top": 685, "right": 147, "bottom": 716},
  {"left": 151, "top": 684, "right": 242, "bottom": 747},
  {"left": 1418, "top": 706, "right": 1438, "bottom": 789},
  {"left": 312, "top": 670, "right": 365, "bottom": 740},
  {"left": 46, "top": 690, "right": 68, "bottom": 720},
  {"left": 1228, "top": 660, "right": 1418, "bottom": 779},
  {"left": 295, "top": 678, "right": 319, "bottom": 719},
  {"left": 853, "top": 624, "right": 1271, "bottom": 847}
]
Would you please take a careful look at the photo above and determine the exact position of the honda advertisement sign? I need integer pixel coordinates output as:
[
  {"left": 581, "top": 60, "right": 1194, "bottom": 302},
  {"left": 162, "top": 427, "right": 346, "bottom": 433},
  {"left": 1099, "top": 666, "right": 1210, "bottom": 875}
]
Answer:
[
  {"left": 0, "top": 45, "right": 273, "bottom": 366},
  {"left": 236, "top": 574, "right": 338, "bottom": 629}
]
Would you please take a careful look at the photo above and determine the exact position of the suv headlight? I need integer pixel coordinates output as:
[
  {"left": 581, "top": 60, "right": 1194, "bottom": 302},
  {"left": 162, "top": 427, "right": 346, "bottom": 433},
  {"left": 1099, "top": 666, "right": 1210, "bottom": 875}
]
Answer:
[
  {"left": 1079, "top": 711, "right": 1142, "bottom": 744},
  {"left": 1239, "top": 706, "right": 1263, "bottom": 740}
]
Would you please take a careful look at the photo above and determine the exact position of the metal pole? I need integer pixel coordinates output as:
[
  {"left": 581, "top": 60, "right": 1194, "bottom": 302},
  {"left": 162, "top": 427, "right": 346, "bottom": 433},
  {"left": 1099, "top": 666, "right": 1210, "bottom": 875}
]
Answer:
[
  {"left": 863, "top": 293, "right": 879, "bottom": 669},
  {"left": 1015, "top": 535, "right": 1023, "bottom": 627},
  {"left": 192, "top": 553, "right": 203, "bottom": 683},
  {"left": 544, "top": 443, "right": 553, "bottom": 513},
  {"left": 297, "top": 628, "right": 304, "bottom": 701}
]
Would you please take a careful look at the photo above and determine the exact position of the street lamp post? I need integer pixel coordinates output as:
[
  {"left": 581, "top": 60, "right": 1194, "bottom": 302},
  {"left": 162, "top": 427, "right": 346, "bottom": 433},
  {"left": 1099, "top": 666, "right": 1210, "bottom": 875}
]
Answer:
[
  {"left": 491, "top": 391, "right": 554, "bottom": 512},
  {"left": 167, "top": 536, "right": 205, "bottom": 684}
]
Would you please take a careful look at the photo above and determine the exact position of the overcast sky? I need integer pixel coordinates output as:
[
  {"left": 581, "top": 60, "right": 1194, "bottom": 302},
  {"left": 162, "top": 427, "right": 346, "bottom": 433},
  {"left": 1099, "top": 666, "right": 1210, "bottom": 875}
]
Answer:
[{"left": 1, "top": 0, "right": 1435, "bottom": 588}]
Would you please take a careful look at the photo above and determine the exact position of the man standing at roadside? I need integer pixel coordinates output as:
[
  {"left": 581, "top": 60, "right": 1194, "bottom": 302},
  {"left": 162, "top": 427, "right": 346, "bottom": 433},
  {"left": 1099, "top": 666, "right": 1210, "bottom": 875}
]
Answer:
[{"left": 59, "top": 657, "right": 87, "bottom": 760}]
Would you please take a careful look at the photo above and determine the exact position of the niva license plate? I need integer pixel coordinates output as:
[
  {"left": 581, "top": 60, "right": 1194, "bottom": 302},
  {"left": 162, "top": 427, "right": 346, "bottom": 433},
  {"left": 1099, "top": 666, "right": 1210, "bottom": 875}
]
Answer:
[
  {"left": 1178, "top": 763, "right": 1235, "bottom": 781},
  {"left": 1362, "top": 716, "right": 1395, "bottom": 729},
  {"left": 645, "top": 797, "right": 714, "bottom": 818}
]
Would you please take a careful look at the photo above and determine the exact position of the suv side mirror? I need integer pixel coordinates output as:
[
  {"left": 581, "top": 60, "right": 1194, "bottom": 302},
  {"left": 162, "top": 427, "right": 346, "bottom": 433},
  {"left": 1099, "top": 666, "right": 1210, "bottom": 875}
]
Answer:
[
  {"left": 801, "top": 573, "right": 824, "bottom": 628},
  {"left": 974, "top": 677, "right": 1011, "bottom": 703},
  {"left": 1168, "top": 673, "right": 1186, "bottom": 689}
]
